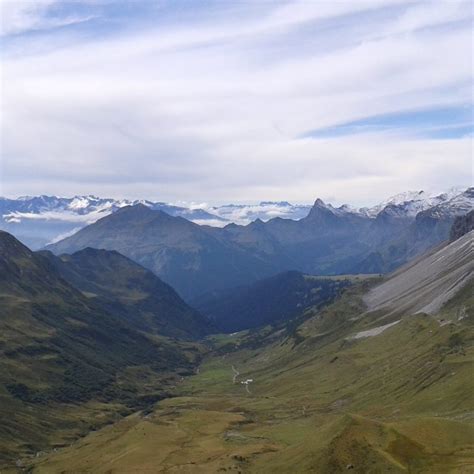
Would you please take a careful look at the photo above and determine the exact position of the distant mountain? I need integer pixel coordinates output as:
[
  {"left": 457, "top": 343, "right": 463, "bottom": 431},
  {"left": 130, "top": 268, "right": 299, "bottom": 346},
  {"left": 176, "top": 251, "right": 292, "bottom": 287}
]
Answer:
[
  {"left": 47, "top": 205, "right": 280, "bottom": 300},
  {"left": 205, "top": 187, "right": 467, "bottom": 222},
  {"left": 193, "top": 271, "right": 352, "bottom": 332},
  {"left": 0, "top": 195, "right": 225, "bottom": 249},
  {"left": 47, "top": 188, "right": 473, "bottom": 300},
  {"left": 221, "top": 198, "right": 374, "bottom": 275},
  {"left": 2, "top": 188, "right": 470, "bottom": 249},
  {"left": 351, "top": 187, "right": 474, "bottom": 273},
  {"left": 358, "top": 187, "right": 464, "bottom": 217},
  {"left": 40, "top": 247, "right": 213, "bottom": 339}
]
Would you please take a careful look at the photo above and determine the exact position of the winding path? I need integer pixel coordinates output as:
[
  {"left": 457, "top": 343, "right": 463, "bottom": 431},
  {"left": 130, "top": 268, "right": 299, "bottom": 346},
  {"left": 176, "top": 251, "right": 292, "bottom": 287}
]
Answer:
[{"left": 231, "top": 365, "right": 240, "bottom": 384}]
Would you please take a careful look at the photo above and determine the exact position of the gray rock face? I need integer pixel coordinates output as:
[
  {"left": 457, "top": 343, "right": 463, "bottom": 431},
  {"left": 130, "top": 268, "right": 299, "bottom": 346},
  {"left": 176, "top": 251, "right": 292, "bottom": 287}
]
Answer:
[
  {"left": 450, "top": 210, "right": 474, "bottom": 241},
  {"left": 364, "top": 231, "right": 473, "bottom": 316}
]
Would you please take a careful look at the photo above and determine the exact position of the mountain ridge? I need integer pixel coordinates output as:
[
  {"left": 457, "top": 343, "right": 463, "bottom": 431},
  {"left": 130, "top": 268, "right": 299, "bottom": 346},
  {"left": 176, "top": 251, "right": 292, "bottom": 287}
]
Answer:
[
  {"left": 47, "top": 205, "right": 281, "bottom": 300},
  {"left": 2, "top": 187, "right": 471, "bottom": 249},
  {"left": 40, "top": 245, "right": 214, "bottom": 339}
]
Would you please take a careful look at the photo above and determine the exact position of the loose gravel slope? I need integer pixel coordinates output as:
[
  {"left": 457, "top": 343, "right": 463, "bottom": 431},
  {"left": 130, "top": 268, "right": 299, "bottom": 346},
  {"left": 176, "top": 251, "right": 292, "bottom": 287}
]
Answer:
[{"left": 364, "top": 230, "right": 473, "bottom": 315}]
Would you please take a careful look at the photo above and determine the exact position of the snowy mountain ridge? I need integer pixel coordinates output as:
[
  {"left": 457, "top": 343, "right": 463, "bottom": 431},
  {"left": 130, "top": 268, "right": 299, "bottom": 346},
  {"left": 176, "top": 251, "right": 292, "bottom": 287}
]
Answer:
[
  {"left": 2, "top": 187, "right": 472, "bottom": 225},
  {"left": 0, "top": 187, "right": 472, "bottom": 249},
  {"left": 359, "top": 187, "right": 466, "bottom": 218}
]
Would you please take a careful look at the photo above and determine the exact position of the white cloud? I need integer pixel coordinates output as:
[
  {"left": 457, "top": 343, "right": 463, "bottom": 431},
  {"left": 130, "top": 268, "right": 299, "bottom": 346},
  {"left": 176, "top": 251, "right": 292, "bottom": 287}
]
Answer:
[
  {"left": 0, "top": 0, "right": 95, "bottom": 36},
  {"left": 1, "top": 0, "right": 56, "bottom": 36},
  {"left": 47, "top": 226, "right": 82, "bottom": 244},
  {"left": 4, "top": 209, "right": 106, "bottom": 224},
  {"left": 0, "top": 0, "right": 472, "bottom": 204}
]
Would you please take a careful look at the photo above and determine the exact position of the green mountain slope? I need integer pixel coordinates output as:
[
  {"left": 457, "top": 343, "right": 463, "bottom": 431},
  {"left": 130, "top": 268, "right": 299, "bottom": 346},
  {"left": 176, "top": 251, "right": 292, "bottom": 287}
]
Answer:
[
  {"left": 40, "top": 247, "right": 213, "bottom": 339},
  {"left": 0, "top": 232, "right": 204, "bottom": 468}
]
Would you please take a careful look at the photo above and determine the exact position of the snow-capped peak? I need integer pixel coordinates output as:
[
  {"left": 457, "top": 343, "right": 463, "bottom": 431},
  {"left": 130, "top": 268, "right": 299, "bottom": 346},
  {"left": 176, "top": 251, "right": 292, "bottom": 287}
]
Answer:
[
  {"left": 422, "top": 187, "right": 474, "bottom": 218},
  {"left": 69, "top": 196, "right": 94, "bottom": 210},
  {"left": 360, "top": 188, "right": 466, "bottom": 218},
  {"left": 1, "top": 188, "right": 471, "bottom": 236}
]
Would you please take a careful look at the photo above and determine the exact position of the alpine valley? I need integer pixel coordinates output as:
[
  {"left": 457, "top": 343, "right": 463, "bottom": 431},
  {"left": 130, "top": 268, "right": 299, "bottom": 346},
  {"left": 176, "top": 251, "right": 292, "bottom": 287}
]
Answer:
[{"left": 0, "top": 192, "right": 473, "bottom": 473}]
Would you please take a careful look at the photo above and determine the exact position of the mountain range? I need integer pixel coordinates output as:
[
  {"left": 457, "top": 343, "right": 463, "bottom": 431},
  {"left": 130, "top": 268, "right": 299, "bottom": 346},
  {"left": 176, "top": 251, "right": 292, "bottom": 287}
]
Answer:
[
  {"left": 48, "top": 205, "right": 280, "bottom": 300},
  {"left": 46, "top": 187, "right": 473, "bottom": 300},
  {"left": 1, "top": 187, "right": 470, "bottom": 249}
]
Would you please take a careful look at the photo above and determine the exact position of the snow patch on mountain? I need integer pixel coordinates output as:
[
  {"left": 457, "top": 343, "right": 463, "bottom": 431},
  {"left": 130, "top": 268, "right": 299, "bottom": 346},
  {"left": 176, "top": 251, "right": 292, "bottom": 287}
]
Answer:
[
  {"left": 360, "top": 187, "right": 465, "bottom": 218},
  {"left": 423, "top": 187, "right": 474, "bottom": 218}
]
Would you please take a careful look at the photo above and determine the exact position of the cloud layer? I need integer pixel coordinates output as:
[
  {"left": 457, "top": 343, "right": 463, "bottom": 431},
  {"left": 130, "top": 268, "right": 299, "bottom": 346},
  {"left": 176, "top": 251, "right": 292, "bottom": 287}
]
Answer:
[{"left": 1, "top": 0, "right": 472, "bottom": 206}]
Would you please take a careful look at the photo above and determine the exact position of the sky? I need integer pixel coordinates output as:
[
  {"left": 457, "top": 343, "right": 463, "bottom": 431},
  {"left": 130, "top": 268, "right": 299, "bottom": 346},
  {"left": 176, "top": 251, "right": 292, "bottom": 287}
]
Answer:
[{"left": 0, "top": 0, "right": 472, "bottom": 206}]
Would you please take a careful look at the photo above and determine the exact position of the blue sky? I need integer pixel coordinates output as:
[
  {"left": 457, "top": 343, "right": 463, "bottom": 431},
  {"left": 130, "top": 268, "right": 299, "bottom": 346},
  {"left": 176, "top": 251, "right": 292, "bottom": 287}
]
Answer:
[
  {"left": 305, "top": 105, "right": 473, "bottom": 139},
  {"left": 1, "top": 0, "right": 472, "bottom": 206}
]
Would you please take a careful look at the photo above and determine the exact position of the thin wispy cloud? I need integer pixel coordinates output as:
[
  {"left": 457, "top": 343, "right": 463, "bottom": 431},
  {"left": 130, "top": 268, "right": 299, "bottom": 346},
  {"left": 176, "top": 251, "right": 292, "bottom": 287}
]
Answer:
[
  {"left": 1, "top": 0, "right": 472, "bottom": 206},
  {"left": 0, "top": 0, "right": 97, "bottom": 36}
]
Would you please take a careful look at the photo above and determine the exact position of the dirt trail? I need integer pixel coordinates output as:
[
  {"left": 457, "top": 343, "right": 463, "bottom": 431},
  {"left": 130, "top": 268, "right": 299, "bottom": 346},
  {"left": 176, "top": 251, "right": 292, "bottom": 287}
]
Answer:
[{"left": 231, "top": 365, "right": 240, "bottom": 383}]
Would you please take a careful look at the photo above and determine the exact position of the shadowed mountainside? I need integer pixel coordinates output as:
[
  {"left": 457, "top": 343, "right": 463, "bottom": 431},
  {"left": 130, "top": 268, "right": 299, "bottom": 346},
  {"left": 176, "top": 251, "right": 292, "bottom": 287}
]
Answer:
[
  {"left": 39, "top": 247, "right": 213, "bottom": 339},
  {"left": 0, "top": 231, "right": 207, "bottom": 468},
  {"left": 193, "top": 270, "right": 355, "bottom": 332},
  {"left": 47, "top": 205, "right": 279, "bottom": 300},
  {"left": 450, "top": 209, "right": 474, "bottom": 241}
]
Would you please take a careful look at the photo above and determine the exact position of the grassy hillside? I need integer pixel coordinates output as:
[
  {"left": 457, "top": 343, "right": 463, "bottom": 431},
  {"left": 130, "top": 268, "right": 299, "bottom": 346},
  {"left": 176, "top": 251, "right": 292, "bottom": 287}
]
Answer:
[
  {"left": 0, "top": 232, "right": 206, "bottom": 469},
  {"left": 40, "top": 247, "right": 214, "bottom": 339}
]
